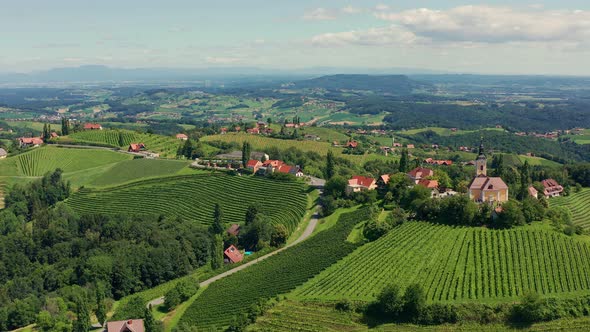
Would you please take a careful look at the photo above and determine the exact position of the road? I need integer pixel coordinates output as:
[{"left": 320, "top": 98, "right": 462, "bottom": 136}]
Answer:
[{"left": 147, "top": 209, "right": 320, "bottom": 307}]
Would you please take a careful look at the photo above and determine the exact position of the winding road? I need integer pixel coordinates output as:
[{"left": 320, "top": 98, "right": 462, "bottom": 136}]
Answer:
[{"left": 147, "top": 209, "right": 320, "bottom": 307}]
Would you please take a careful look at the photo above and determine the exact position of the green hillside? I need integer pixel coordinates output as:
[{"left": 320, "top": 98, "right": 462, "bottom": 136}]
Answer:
[
  {"left": 88, "top": 158, "right": 190, "bottom": 187},
  {"left": 0, "top": 146, "right": 131, "bottom": 177},
  {"left": 293, "top": 221, "right": 590, "bottom": 303},
  {"left": 66, "top": 174, "right": 307, "bottom": 231},
  {"left": 62, "top": 129, "right": 181, "bottom": 157},
  {"left": 551, "top": 189, "right": 590, "bottom": 230}
]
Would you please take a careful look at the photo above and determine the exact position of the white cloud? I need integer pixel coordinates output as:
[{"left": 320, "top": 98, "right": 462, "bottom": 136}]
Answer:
[
  {"left": 205, "top": 56, "right": 242, "bottom": 64},
  {"left": 303, "top": 8, "right": 337, "bottom": 21},
  {"left": 374, "top": 5, "right": 590, "bottom": 44},
  {"left": 311, "top": 25, "right": 423, "bottom": 47},
  {"left": 375, "top": 4, "right": 390, "bottom": 11},
  {"left": 341, "top": 6, "right": 362, "bottom": 14}
]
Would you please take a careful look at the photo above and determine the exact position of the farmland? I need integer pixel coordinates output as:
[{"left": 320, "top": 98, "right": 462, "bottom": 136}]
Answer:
[
  {"left": 62, "top": 129, "right": 182, "bottom": 157},
  {"left": 88, "top": 158, "right": 190, "bottom": 187},
  {"left": 176, "top": 207, "right": 372, "bottom": 330},
  {"left": 293, "top": 221, "right": 590, "bottom": 303},
  {"left": 66, "top": 174, "right": 307, "bottom": 231},
  {"left": 551, "top": 189, "right": 590, "bottom": 230}
]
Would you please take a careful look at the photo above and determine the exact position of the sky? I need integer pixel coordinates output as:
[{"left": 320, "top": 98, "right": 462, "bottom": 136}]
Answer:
[{"left": 1, "top": 0, "right": 590, "bottom": 75}]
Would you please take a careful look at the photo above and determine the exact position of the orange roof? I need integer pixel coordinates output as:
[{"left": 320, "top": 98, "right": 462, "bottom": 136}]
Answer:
[
  {"left": 20, "top": 137, "right": 44, "bottom": 145},
  {"left": 276, "top": 165, "right": 292, "bottom": 174},
  {"left": 348, "top": 175, "right": 375, "bottom": 188},
  {"left": 417, "top": 179, "right": 439, "bottom": 189},
  {"left": 224, "top": 245, "right": 243, "bottom": 263},
  {"left": 262, "top": 159, "right": 283, "bottom": 167},
  {"left": 408, "top": 167, "right": 433, "bottom": 179},
  {"left": 379, "top": 174, "right": 390, "bottom": 184},
  {"left": 107, "top": 319, "right": 145, "bottom": 332},
  {"left": 246, "top": 160, "right": 262, "bottom": 168},
  {"left": 176, "top": 133, "right": 188, "bottom": 139},
  {"left": 469, "top": 176, "right": 508, "bottom": 191},
  {"left": 247, "top": 128, "right": 260, "bottom": 134},
  {"left": 84, "top": 123, "right": 102, "bottom": 129},
  {"left": 346, "top": 141, "right": 358, "bottom": 148}
]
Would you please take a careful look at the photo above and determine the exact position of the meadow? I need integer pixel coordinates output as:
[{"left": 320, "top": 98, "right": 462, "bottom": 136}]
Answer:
[
  {"left": 66, "top": 174, "right": 308, "bottom": 232},
  {"left": 551, "top": 189, "right": 590, "bottom": 230},
  {"left": 176, "top": 208, "right": 372, "bottom": 330},
  {"left": 293, "top": 221, "right": 590, "bottom": 303}
]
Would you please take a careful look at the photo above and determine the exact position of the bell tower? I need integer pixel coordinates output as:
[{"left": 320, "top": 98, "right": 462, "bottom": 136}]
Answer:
[{"left": 475, "top": 139, "right": 487, "bottom": 177}]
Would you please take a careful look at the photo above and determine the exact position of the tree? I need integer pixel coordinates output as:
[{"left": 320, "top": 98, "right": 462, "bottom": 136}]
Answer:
[
  {"left": 143, "top": 306, "right": 157, "bottom": 332},
  {"left": 61, "top": 117, "right": 70, "bottom": 135},
  {"left": 210, "top": 203, "right": 224, "bottom": 235},
  {"left": 210, "top": 235, "right": 223, "bottom": 269},
  {"left": 270, "top": 224, "right": 288, "bottom": 247},
  {"left": 94, "top": 285, "right": 107, "bottom": 326},
  {"left": 241, "top": 141, "right": 251, "bottom": 167},
  {"left": 512, "top": 292, "right": 546, "bottom": 323},
  {"left": 267, "top": 117, "right": 272, "bottom": 126},
  {"left": 325, "top": 150, "right": 335, "bottom": 179},
  {"left": 324, "top": 176, "right": 348, "bottom": 198},
  {"left": 245, "top": 204, "right": 259, "bottom": 225},
  {"left": 73, "top": 296, "right": 90, "bottom": 332},
  {"left": 402, "top": 283, "right": 426, "bottom": 322},
  {"left": 376, "top": 284, "right": 405, "bottom": 318},
  {"left": 495, "top": 200, "right": 525, "bottom": 228},
  {"left": 399, "top": 149, "right": 409, "bottom": 173},
  {"left": 118, "top": 131, "right": 125, "bottom": 147}
]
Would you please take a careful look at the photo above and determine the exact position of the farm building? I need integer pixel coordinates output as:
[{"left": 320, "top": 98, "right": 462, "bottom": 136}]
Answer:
[
  {"left": 346, "top": 175, "right": 377, "bottom": 195},
  {"left": 406, "top": 144, "right": 415, "bottom": 149},
  {"left": 345, "top": 141, "right": 358, "bottom": 148},
  {"left": 424, "top": 158, "right": 453, "bottom": 166},
  {"left": 224, "top": 245, "right": 244, "bottom": 264},
  {"left": 0, "top": 148, "right": 6, "bottom": 159},
  {"left": 246, "top": 160, "right": 263, "bottom": 173},
  {"left": 541, "top": 179, "right": 564, "bottom": 197},
  {"left": 106, "top": 319, "right": 144, "bottom": 332},
  {"left": 50, "top": 132, "right": 59, "bottom": 138},
  {"left": 468, "top": 141, "right": 509, "bottom": 203},
  {"left": 247, "top": 127, "right": 260, "bottom": 134},
  {"left": 407, "top": 167, "right": 434, "bottom": 184},
  {"left": 84, "top": 123, "right": 102, "bottom": 130},
  {"left": 18, "top": 137, "right": 44, "bottom": 148},
  {"left": 528, "top": 186, "right": 538, "bottom": 199},
  {"left": 176, "top": 133, "right": 188, "bottom": 140},
  {"left": 128, "top": 143, "right": 146, "bottom": 153},
  {"left": 276, "top": 164, "right": 304, "bottom": 177}
]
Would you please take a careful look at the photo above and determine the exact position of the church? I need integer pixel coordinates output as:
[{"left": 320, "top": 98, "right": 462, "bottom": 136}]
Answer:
[{"left": 468, "top": 141, "right": 509, "bottom": 203}]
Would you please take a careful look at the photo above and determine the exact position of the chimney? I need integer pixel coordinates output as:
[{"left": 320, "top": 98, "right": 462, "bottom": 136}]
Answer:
[{"left": 127, "top": 320, "right": 133, "bottom": 325}]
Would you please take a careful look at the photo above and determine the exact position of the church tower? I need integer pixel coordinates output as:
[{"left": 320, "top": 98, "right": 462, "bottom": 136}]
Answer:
[{"left": 475, "top": 139, "right": 487, "bottom": 177}]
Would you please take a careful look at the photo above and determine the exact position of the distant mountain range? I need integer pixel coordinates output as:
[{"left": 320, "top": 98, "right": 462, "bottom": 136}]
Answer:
[
  {"left": 291, "top": 74, "right": 431, "bottom": 94},
  {"left": 0, "top": 65, "right": 447, "bottom": 85}
]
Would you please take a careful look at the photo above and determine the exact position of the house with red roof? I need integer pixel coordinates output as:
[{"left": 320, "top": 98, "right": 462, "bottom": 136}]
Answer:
[
  {"left": 345, "top": 141, "right": 358, "bottom": 149},
  {"left": 417, "top": 179, "right": 440, "bottom": 198},
  {"left": 224, "top": 245, "right": 243, "bottom": 264},
  {"left": 247, "top": 127, "right": 260, "bottom": 134},
  {"left": 220, "top": 127, "right": 228, "bottom": 134},
  {"left": 541, "top": 179, "right": 564, "bottom": 197},
  {"left": 346, "top": 175, "right": 377, "bottom": 195},
  {"left": 468, "top": 141, "right": 509, "bottom": 203},
  {"left": 50, "top": 132, "right": 59, "bottom": 138},
  {"left": 528, "top": 186, "right": 539, "bottom": 199},
  {"left": 424, "top": 158, "right": 453, "bottom": 166},
  {"left": 246, "top": 159, "right": 263, "bottom": 173},
  {"left": 128, "top": 143, "right": 146, "bottom": 153},
  {"left": 107, "top": 319, "right": 144, "bottom": 332},
  {"left": 18, "top": 137, "right": 44, "bottom": 148},
  {"left": 83, "top": 123, "right": 102, "bottom": 130},
  {"left": 406, "top": 144, "right": 415, "bottom": 149},
  {"left": 176, "top": 133, "right": 188, "bottom": 140},
  {"left": 276, "top": 164, "right": 304, "bottom": 177},
  {"left": 407, "top": 167, "right": 434, "bottom": 184}
]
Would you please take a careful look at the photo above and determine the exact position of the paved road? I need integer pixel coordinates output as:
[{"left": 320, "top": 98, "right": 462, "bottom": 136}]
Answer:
[{"left": 147, "top": 209, "right": 320, "bottom": 307}]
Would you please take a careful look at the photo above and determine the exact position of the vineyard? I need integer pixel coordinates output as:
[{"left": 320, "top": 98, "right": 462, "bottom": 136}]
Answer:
[
  {"left": 66, "top": 130, "right": 181, "bottom": 157},
  {"left": 88, "top": 158, "right": 189, "bottom": 187},
  {"left": 551, "top": 189, "right": 590, "bottom": 230},
  {"left": 176, "top": 208, "right": 372, "bottom": 330},
  {"left": 14, "top": 146, "right": 131, "bottom": 177},
  {"left": 66, "top": 174, "right": 307, "bottom": 232},
  {"left": 293, "top": 221, "right": 590, "bottom": 303}
]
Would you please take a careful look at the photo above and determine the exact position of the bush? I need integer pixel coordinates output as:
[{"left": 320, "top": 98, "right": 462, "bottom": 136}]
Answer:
[
  {"left": 511, "top": 292, "right": 546, "bottom": 323},
  {"left": 164, "top": 279, "right": 199, "bottom": 311},
  {"left": 376, "top": 284, "right": 405, "bottom": 318},
  {"left": 418, "top": 303, "right": 458, "bottom": 325},
  {"left": 335, "top": 299, "right": 353, "bottom": 312}
]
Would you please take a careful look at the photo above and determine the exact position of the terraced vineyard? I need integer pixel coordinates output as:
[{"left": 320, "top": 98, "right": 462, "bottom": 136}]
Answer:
[
  {"left": 89, "top": 159, "right": 189, "bottom": 187},
  {"left": 551, "top": 189, "right": 590, "bottom": 230},
  {"left": 293, "top": 221, "right": 590, "bottom": 303},
  {"left": 177, "top": 208, "right": 372, "bottom": 330},
  {"left": 66, "top": 174, "right": 307, "bottom": 232},
  {"left": 14, "top": 146, "right": 131, "bottom": 177},
  {"left": 66, "top": 130, "right": 181, "bottom": 157}
]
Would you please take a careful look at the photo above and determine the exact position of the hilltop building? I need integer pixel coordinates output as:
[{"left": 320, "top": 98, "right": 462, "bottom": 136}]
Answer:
[{"left": 468, "top": 141, "right": 508, "bottom": 203}]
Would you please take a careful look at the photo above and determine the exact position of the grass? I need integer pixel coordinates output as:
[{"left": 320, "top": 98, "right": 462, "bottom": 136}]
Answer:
[
  {"left": 66, "top": 174, "right": 308, "bottom": 232},
  {"left": 88, "top": 159, "right": 190, "bottom": 187},
  {"left": 293, "top": 221, "right": 590, "bottom": 304},
  {"left": 551, "top": 188, "right": 590, "bottom": 230}
]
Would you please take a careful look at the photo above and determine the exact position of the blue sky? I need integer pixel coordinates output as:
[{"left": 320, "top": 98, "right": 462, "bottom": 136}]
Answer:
[{"left": 1, "top": 1, "right": 590, "bottom": 74}]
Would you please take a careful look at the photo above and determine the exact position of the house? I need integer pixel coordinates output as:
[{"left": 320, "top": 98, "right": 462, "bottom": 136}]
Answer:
[
  {"left": 226, "top": 224, "right": 241, "bottom": 237},
  {"left": 528, "top": 186, "right": 538, "bottom": 199},
  {"left": 346, "top": 175, "right": 377, "bottom": 195},
  {"left": 128, "top": 143, "right": 146, "bottom": 153},
  {"left": 257, "top": 121, "right": 267, "bottom": 128},
  {"left": 176, "top": 133, "right": 188, "bottom": 140},
  {"left": 304, "top": 134, "right": 320, "bottom": 141},
  {"left": 276, "top": 164, "right": 304, "bottom": 177},
  {"left": 224, "top": 245, "right": 243, "bottom": 264},
  {"left": 220, "top": 127, "right": 228, "bottom": 134},
  {"left": 346, "top": 141, "right": 358, "bottom": 149},
  {"left": 407, "top": 167, "right": 434, "bottom": 184},
  {"left": 83, "top": 123, "right": 102, "bottom": 130},
  {"left": 19, "top": 137, "right": 44, "bottom": 148},
  {"left": 417, "top": 179, "right": 440, "bottom": 198},
  {"left": 50, "top": 132, "right": 59, "bottom": 138},
  {"left": 393, "top": 142, "right": 402, "bottom": 147},
  {"left": 247, "top": 127, "right": 260, "bottom": 134},
  {"left": 468, "top": 141, "right": 509, "bottom": 203},
  {"left": 541, "top": 179, "right": 564, "bottom": 197},
  {"left": 0, "top": 148, "right": 6, "bottom": 159},
  {"left": 246, "top": 159, "right": 263, "bottom": 173},
  {"left": 406, "top": 144, "right": 415, "bottom": 149},
  {"left": 424, "top": 158, "right": 453, "bottom": 166},
  {"left": 106, "top": 319, "right": 145, "bottom": 332},
  {"left": 376, "top": 174, "right": 391, "bottom": 193}
]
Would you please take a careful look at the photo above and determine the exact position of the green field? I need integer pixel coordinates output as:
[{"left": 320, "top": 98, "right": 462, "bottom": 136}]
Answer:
[
  {"left": 551, "top": 189, "right": 590, "bottom": 230},
  {"left": 293, "top": 221, "right": 590, "bottom": 303},
  {"left": 88, "top": 159, "right": 190, "bottom": 187},
  {"left": 176, "top": 208, "right": 372, "bottom": 330},
  {"left": 62, "top": 130, "right": 182, "bottom": 157},
  {"left": 0, "top": 146, "right": 132, "bottom": 177},
  {"left": 249, "top": 300, "right": 590, "bottom": 332},
  {"left": 66, "top": 174, "right": 307, "bottom": 231}
]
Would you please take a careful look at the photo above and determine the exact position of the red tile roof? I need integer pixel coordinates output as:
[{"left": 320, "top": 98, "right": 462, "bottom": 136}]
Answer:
[
  {"left": 224, "top": 245, "right": 243, "bottom": 264},
  {"left": 379, "top": 174, "right": 390, "bottom": 185},
  {"left": 408, "top": 167, "right": 434, "bottom": 180},
  {"left": 84, "top": 123, "right": 102, "bottom": 130},
  {"left": 417, "top": 179, "right": 439, "bottom": 189},
  {"left": 262, "top": 160, "right": 283, "bottom": 167},
  {"left": 541, "top": 178, "right": 563, "bottom": 196},
  {"left": 348, "top": 175, "right": 376, "bottom": 188},
  {"left": 346, "top": 141, "right": 358, "bottom": 148},
  {"left": 20, "top": 137, "right": 44, "bottom": 145},
  {"left": 469, "top": 176, "right": 508, "bottom": 191},
  {"left": 247, "top": 128, "right": 260, "bottom": 134},
  {"left": 107, "top": 319, "right": 145, "bottom": 332},
  {"left": 176, "top": 133, "right": 188, "bottom": 139},
  {"left": 246, "top": 160, "right": 262, "bottom": 168}
]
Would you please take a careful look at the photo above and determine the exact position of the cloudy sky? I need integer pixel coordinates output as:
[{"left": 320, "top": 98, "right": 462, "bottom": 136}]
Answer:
[{"left": 1, "top": 0, "right": 590, "bottom": 75}]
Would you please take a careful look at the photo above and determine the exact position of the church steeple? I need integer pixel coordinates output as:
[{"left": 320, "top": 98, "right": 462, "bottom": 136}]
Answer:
[{"left": 476, "top": 138, "right": 487, "bottom": 176}]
